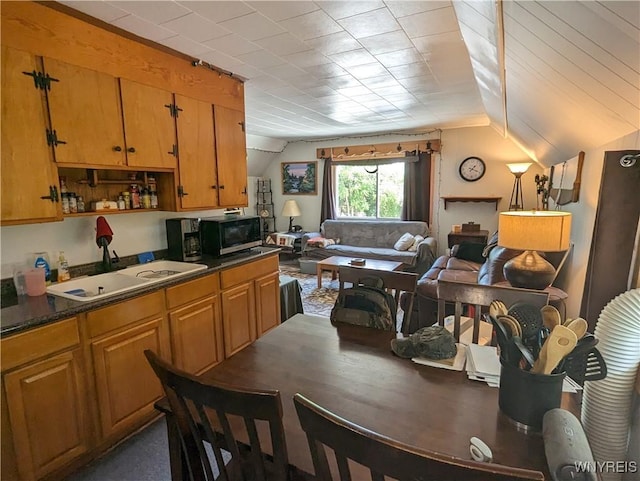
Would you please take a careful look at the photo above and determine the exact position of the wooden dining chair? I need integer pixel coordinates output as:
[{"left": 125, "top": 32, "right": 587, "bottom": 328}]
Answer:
[
  {"left": 144, "top": 349, "right": 293, "bottom": 481},
  {"left": 436, "top": 280, "right": 550, "bottom": 344},
  {"left": 293, "top": 393, "right": 544, "bottom": 481},
  {"left": 338, "top": 266, "right": 418, "bottom": 334}
]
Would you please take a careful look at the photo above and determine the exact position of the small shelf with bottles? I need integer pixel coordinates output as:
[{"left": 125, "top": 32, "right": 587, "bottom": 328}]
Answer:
[
  {"left": 57, "top": 167, "right": 176, "bottom": 216},
  {"left": 256, "top": 179, "right": 276, "bottom": 241}
]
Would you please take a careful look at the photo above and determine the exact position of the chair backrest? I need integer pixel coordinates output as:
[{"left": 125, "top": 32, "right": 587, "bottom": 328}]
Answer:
[
  {"left": 293, "top": 393, "right": 544, "bottom": 481},
  {"left": 436, "top": 280, "right": 550, "bottom": 344},
  {"left": 338, "top": 266, "right": 418, "bottom": 333},
  {"left": 144, "top": 350, "right": 289, "bottom": 481}
]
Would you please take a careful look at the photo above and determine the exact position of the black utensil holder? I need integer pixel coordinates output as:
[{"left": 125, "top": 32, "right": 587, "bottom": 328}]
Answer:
[{"left": 499, "top": 359, "right": 565, "bottom": 432}]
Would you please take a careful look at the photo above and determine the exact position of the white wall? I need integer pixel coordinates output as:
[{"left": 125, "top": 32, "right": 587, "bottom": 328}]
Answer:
[
  {"left": 0, "top": 208, "right": 228, "bottom": 279},
  {"left": 260, "top": 126, "right": 542, "bottom": 254},
  {"left": 548, "top": 130, "right": 640, "bottom": 318}
]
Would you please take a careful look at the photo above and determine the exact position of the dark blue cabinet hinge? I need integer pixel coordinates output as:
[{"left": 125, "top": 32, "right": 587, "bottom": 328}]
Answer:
[
  {"left": 22, "top": 71, "right": 59, "bottom": 90},
  {"left": 164, "top": 103, "right": 184, "bottom": 118},
  {"left": 46, "top": 129, "right": 67, "bottom": 147}
]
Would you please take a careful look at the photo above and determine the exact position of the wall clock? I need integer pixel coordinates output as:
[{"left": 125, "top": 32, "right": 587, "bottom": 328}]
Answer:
[{"left": 459, "top": 156, "right": 486, "bottom": 182}]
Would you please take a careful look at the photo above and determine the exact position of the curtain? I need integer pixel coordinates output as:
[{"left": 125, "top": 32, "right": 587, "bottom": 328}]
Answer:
[
  {"left": 402, "top": 152, "right": 432, "bottom": 221},
  {"left": 319, "top": 157, "right": 336, "bottom": 227}
]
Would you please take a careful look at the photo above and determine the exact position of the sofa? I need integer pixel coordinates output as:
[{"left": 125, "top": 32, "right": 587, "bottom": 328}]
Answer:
[
  {"left": 401, "top": 233, "right": 567, "bottom": 332},
  {"left": 301, "top": 220, "right": 437, "bottom": 274}
]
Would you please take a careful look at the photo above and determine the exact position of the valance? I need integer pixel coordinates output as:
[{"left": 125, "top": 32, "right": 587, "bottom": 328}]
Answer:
[{"left": 316, "top": 140, "right": 440, "bottom": 163}]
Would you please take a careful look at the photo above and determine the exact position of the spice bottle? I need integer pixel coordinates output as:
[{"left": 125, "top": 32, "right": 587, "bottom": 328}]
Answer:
[
  {"left": 148, "top": 176, "right": 158, "bottom": 208},
  {"left": 61, "top": 193, "right": 70, "bottom": 214},
  {"left": 121, "top": 191, "right": 130, "bottom": 210},
  {"left": 129, "top": 184, "right": 141, "bottom": 209},
  {"left": 141, "top": 187, "right": 151, "bottom": 209},
  {"left": 68, "top": 192, "right": 78, "bottom": 213},
  {"left": 117, "top": 195, "right": 126, "bottom": 210},
  {"left": 76, "top": 196, "right": 85, "bottom": 213}
]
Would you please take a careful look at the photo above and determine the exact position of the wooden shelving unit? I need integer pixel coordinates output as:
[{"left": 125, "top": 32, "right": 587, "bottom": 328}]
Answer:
[{"left": 441, "top": 196, "right": 502, "bottom": 210}]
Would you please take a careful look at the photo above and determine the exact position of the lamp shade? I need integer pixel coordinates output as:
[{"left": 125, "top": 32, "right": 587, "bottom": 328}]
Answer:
[
  {"left": 507, "top": 162, "right": 532, "bottom": 174},
  {"left": 498, "top": 211, "right": 571, "bottom": 252},
  {"left": 281, "top": 200, "right": 301, "bottom": 218}
]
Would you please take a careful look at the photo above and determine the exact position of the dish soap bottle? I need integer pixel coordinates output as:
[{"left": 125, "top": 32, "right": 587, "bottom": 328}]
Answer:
[
  {"left": 33, "top": 252, "right": 51, "bottom": 285},
  {"left": 57, "top": 251, "right": 71, "bottom": 282}
]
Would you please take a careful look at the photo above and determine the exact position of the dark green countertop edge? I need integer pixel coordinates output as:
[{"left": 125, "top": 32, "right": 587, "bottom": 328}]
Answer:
[{"left": 0, "top": 247, "right": 281, "bottom": 337}]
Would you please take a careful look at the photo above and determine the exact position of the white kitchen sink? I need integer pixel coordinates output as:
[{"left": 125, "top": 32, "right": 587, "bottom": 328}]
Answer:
[
  {"left": 47, "top": 260, "right": 208, "bottom": 302},
  {"left": 120, "top": 260, "right": 207, "bottom": 280}
]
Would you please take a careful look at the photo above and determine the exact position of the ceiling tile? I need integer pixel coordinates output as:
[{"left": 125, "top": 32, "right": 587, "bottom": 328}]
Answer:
[
  {"left": 360, "top": 74, "right": 402, "bottom": 89},
  {"left": 375, "top": 47, "right": 423, "bottom": 68},
  {"left": 323, "top": 74, "right": 362, "bottom": 89},
  {"left": 397, "top": 74, "right": 438, "bottom": 89},
  {"left": 284, "top": 50, "right": 332, "bottom": 69},
  {"left": 337, "top": 8, "right": 400, "bottom": 39},
  {"left": 335, "top": 85, "right": 372, "bottom": 97},
  {"left": 304, "top": 31, "right": 361, "bottom": 55},
  {"left": 348, "top": 62, "right": 389, "bottom": 80},
  {"left": 330, "top": 49, "right": 377, "bottom": 68},
  {"left": 112, "top": 15, "right": 176, "bottom": 42},
  {"left": 237, "top": 49, "right": 287, "bottom": 68},
  {"left": 231, "top": 63, "right": 262, "bottom": 80},
  {"left": 248, "top": 1, "right": 320, "bottom": 22},
  {"left": 113, "top": 1, "right": 191, "bottom": 24},
  {"left": 388, "top": 61, "right": 432, "bottom": 79},
  {"left": 278, "top": 10, "right": 344, "bottom": 41},
  {"left": 199, "top": 50, "right": 246, "bottom": 72},
  {"left": 219, "top": 12, "right": 286, "bottom": 41},
  {"left": 262, "top": 63, "right": 308, "bottom": 80},
  {"left": 204, "top": 34, "right": 261, "bottom": 56},
  {"left": 358, "top": 30, "right": 413, "bottom": 54},
  {"left": 398, "top": 7, "right": 459, "bottom": 38},
  {"left": 385, "top": 1, "right": 451, "bottom": 18},
  {"left": 178, "top": 1, "right": 255, "bottom": 23},
  {"left": 159, "top": 35, "right": 212, "bottom": 57},
  {"left": 372, "top": 84, "right": 410, "bottom": 96},
  {"left": 161, "top": 13, "right": 230, "bottom": 42},
  {"left": 411, "top": 31, "right": 463, "bottom": 55},
  {"left": 63, "top": 1, "right": 128, "bottom": 22},
  {"left": 305, "top": 62, "right": 348, "bottom": 78},
  {"left": 318, "top": 1, "right": 385, "bottom": 20},
  {"left": 256, "top": 33, "right": 311, "bottom": 56}
]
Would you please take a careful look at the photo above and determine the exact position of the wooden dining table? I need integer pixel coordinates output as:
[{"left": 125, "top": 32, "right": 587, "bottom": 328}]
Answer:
[{"left": 176, "top": 313, "right": 580, "bottom": 478}]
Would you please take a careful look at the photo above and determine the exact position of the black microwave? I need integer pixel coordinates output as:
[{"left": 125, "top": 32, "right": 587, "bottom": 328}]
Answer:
[{"left": 200, "top": 216, "right": 262, "bottom": 257}]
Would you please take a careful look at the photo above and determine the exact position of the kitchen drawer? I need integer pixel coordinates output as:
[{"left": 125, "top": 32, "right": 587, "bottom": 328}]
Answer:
[
  {"left": 220, "top": 255, "right": 278, "bottom": 290},
  {"left": 165, "top": 273, "right": 219, "bottom": 310},
  {"left": 1, "top": 317, "right": 80, "bottom": 372},
  {"left": 86, "top": 290, "right": 164, "bottom": 338}
]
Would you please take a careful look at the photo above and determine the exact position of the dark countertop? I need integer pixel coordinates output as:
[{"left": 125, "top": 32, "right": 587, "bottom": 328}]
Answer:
[{"left": 0, "top": 247, "right": 281, "bottom": 337}]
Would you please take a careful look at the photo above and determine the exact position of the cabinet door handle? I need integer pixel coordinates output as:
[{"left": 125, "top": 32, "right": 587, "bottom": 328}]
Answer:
[
  {"left": 219, "top": 185, "right": 225, "bottom": 190},
  {"left": 127, "top": 147, "right": 136, "bottom": 153},
  {"left": 178, "top": 185, "right": 189, "bottom": 197},
  {"left": 168, "top": 144, "right": 178, "bottom": 156},
  {"left": 113, "top": 146, "right": 122, "bottom": 152},
  {"left": 40, "top": 186, "right": 55, "bottom": 202},
  {"left": 242, "top": 186, "right": 247, "bottom": 195},
  {"left": 211, "top": 185, "right": 217, "bottom": 189}
]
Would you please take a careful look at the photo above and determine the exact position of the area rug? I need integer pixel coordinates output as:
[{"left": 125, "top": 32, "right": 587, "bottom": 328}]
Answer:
[{"left": 280, "top": 263, "right": 338, "bottom": 317}]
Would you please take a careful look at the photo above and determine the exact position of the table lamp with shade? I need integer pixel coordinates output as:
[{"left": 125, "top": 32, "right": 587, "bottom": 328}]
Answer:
[
  {"left": 281, "top": 200, "right": 301, "bottom": 232},
  {"left": 498, "top": 211, "right": 572, "bottom": 290}
]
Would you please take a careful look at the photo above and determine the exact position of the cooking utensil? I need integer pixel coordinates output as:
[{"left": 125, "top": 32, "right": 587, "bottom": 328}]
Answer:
[
  {"left": 565, "top": 317, "right": 588, "bottom": 340},
  {"left": 540, "top": 305, "right": 561, "bottom": 330},
  {"left": 532, "top": 325, "right": 578, "bottom": 375},
  {"left": 484, "top": 314, "right": 511, "bottom": 363},
  {"left": 512, "top": 336, "right": 536, "bottom": 370},
  {"left": 497, "top": 314, "right": 522, "bottom": 338},
  {"left": 559, "top": 334, "right": 607, "bottom": 385},
  {"left": 508, "top": 303, "right": 543, "bottom": 342},
  {"left": 562, "top": 317, "right": 574, "bottom": 327},
  {"left": 489, "top": 300, "right": 508, "bottom": 318}
]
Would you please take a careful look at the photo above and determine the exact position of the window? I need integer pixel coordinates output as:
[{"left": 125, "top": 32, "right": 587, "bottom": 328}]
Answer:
[{"left": 336, "top": 162, "right": 405, "bottom": 219}]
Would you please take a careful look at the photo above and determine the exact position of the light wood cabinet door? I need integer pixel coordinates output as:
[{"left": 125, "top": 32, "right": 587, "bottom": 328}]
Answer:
[
  {"left": 175, "top": 94, "right": 218, "bottom": 209},
  {"left": 120, "top": 79, "right": 177, "bottom": 169},
  {"left": 3, "top": 349, "right": 90, "bottom": 481},
  {"left": 214, "top": 106, "right": 248, "bottom": 207},
  {"left": 255, "top": 272, "right": 280, "bottom": 337},
  {"left": 43, "top": 57, "right": 126, "bottom": 166},
  {"left": 221, "top": 282, "right": 256, "bottom": 357},
  {"left": 169, "top": 295, "right": 224, "bottom": 375},
  {"left": 91, "top": 317, "right": 168, "bottom": 442},
  {"left": 1, "top": 46, "right": 60, "bottom": 225}
]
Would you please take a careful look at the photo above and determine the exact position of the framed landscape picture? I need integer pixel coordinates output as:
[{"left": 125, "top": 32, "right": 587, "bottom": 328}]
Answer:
[{"left": 281, "top": 161, "right": 317, "bottom": 195}]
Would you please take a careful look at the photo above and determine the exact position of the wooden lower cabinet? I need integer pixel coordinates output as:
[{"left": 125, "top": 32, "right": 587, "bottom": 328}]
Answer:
[
  {"left": 221, "top": 281, "right": 256, "bottom": 357},
  {"left": 1, "top": 317, "right": 89, "bottom": 481},
  {"left": 255, "top": 271, "right": 280, "bottom": 337}
]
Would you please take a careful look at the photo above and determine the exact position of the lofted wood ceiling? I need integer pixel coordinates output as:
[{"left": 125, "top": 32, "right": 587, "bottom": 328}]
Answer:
[{"left": 58, "top": 1, "right": 639, "bottom": 166}]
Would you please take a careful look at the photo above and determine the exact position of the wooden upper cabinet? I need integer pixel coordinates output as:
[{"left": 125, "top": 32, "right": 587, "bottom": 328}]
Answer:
[
  {"left": 120, "top": 79, "right": 177, "bottom": 169},
  {"left": 43, "top": 57, "right": 126, "bottom": 167},
  {"left": 1, "top": 46, "right": 61, "bottom": 225},
  {"left": 175, "top": 94, "right": 218, "bottom": 210},
  {"left": 214, "top": 106, "right": 248, "bottom": 207}
]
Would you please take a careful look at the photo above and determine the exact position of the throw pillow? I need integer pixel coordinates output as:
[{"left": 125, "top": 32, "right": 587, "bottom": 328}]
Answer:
[
  {"left": 394, "top": 232, "right": 415, "bottom": 251},
  {"left": 408, "top": 235, "right": 425, "bottom": 252},
  {"left": 453, "top": 242, "right": 487, "bottom": 264},
  {"left": 307, "top": 236, "right": 337, "bottom": 248}
]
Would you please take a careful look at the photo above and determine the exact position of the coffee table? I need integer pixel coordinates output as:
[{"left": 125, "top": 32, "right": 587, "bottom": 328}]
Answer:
[{"left": 316, "top": 255, "right": 404, "bottom": 288}]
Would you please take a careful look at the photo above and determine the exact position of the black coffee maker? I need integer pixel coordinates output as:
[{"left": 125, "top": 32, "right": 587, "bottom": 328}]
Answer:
[{"left": 166, "top": 218, "right": 202, "bottom": 262}]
